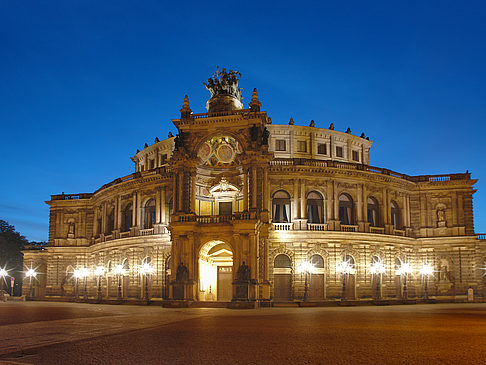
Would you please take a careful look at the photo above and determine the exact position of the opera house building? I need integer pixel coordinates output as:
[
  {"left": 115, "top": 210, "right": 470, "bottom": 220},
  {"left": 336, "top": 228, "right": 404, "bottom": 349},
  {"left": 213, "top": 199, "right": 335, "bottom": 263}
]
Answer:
[{"left": 23, "top": 69, "right": 486, "bottom": 306}]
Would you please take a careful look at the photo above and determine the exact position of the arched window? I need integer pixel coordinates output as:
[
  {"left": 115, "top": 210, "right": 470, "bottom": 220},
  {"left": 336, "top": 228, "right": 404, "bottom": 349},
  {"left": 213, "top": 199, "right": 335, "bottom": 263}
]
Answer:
[
  {"left": 371, "top": 255, "right": 380, "bottom": 265},
  {"left": 144, "top": 199, "right": 156, "bottom": 229},
  {"left": 107, "top": 260, "right": 112, "bottom": 273},
  {"left": 343, "top": 254, "right": 355, "bottom": 269},
  {"left": 122, "top": 203, "right": 132, "bottom": 232},
  {"left": 367, "top": 197, "right": 379, "bottom": 227},
  {"left": 390, "top": 200, "right": 400, "bottom": 229},
  {"left": 106, "top": 209, "right": 115, "bottom": 234},
  {"left": 142, "top": 256, "right": 152, "bottom": 266},
  {"left": 122, "top": 258, "right": 129, "bottom": 271},
  {"left": 307, "top": 191, "right": 324, "bottom": 224},
  {"left": 394, "top": 257, "right": 402, "bottom": 273},
  {"left": 274, "top": 254, "right": 292, "bottom": 268},
  {"left": 272, "top": 191, "right": 291, "bottom": 223},
  {"left": 339, "top": 193, "right": 354, "bottom": 225},
  {"left": 310, "top": 254, "right": 324, "bottom": 268}
]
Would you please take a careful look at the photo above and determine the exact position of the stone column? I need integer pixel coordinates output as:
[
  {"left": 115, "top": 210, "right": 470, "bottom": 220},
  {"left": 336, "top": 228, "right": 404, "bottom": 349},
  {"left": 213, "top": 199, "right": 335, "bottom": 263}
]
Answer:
[
  {"left": 132, "top": 193, "right": 137, "bottom": 227},
  {"left": 178, "top": 172, "right": 184, "bottom": 212},
  {"left": 137, "top": 192, "right": 142, "bottom": 229},
  {"left": 93, "top": 208, "right": 99, "bottom": 237},
  {"left": 102, "top": 203, "right": 107, "bottom": 235},
  {"left": 263, "top": 166, "right": 269, "bottom": 211},
  {"left": 251, "top": 166, "right": 257, "bottom": 209},
  {"left": 300, "top": 179, "right": 306, "bottom": 219},
  {"left": 243, "top": 169, "right": 249, "bottom": 211},
  {"left": 190, "top": 168, "right": 196, "bottom": 213},
  {"left": 160, "top": 186, "right": 166, "bottom": 225}
]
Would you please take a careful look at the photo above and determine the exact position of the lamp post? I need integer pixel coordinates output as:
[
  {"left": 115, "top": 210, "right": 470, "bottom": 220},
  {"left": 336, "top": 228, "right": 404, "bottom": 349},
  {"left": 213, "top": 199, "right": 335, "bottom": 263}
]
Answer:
[
  {"left": 114, "top": 265, "right": 126, "bottom": 301},
  {"left": 94, "top": 266, "right": 105, "bottom": 303},
  {"left": 419, "top": 263, "right": 434, "bottom": 300},
  {"left": 298, "top": 261, "right": 315, "bottom": 302},
  {"left": 0, "top": 268, "right": 7, "bottom": 301},
  {"left": 139, "top": 262, "right": 154, "bottom": 303},
  {"left": 25, "top": 268, "right": 37, "bottom": 299},
  {"left": 370, "top": 261, "right": 386, "bottom": 300},
  {"left": 397, "top": 262, "right": 412, "bottom": 300},
  {"left": 336, "top": 259, "right": 355, "bottom": 301}
]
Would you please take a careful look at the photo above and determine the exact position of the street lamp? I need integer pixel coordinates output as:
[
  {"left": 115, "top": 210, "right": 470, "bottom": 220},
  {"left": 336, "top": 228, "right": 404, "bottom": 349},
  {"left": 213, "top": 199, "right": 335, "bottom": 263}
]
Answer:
[
  {"left": 397, "top": 262, "right": 413, "bottom": 300},
  {"left": 370, "top": 260, "right": 386, "bottom": 300},
  {"left": 25, "top": 268, "right": 37, "bottom": 299},
  {"left": 336, "top": 259, "right": 355, "bottom": 301},
  {"left": 114, "top": 264, "right": 126, "bottom": 301},
  {"left": 0, "top": 268, "right": 8, "bottom": 301},
  {"left": 94, "top": 266, "right": 105, "bottom": 303},
  {"left": 298, "top": 261, "right": 315, "bottom": 302},
  {"left": 419, "top": 263, "right": 434, "bottom": 300},
  {"left": 139, "top": 262, "right": 154, "bottom": 302}
]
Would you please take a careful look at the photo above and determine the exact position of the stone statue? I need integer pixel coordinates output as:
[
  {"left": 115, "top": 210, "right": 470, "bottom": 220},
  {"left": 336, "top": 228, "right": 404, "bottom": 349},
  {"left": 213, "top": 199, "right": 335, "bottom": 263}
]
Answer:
[
  {"left": 262, "top": 127, "right": 270, "bottom": 146},
  {"left": 203, "top": 66, "right": 242, "bottom": 102},
  {"left": 176, "top": 262, "right": 189, "bottom": 282},
  {"left": 174, "top": 131, "right": 185, "bottom": 150},
  {"left": 237, "top": 261, "right": 250, "bottom": 281},
  {"left": 437, "top": 208, "right": 446, "bottom": 222}
]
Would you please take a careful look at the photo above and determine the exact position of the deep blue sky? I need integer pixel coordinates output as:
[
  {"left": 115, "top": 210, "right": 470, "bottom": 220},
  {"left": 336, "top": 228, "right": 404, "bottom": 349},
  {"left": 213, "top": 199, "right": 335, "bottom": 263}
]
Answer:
[{"left": 1, "top": 1, "right": 485, "bottom": 241}]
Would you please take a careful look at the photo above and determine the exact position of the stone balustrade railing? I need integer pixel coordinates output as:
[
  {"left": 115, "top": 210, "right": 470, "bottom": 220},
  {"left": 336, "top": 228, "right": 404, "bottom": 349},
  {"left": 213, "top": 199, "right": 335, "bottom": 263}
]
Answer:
[
  {"left": 478, "top": 234, "right": 486, "bottom": 240},
  {"left": 140, "top": 228, "right": 154, "bottom": 236},
  {"left": 273, "top": 223, "right": 293, "bottom": 231},
  {"left": 340, "top": 224, "right": 359, "bottom": 232},
  {"left": 269, "top": 158, "right": 471, "bottom": 183},
  {"left": 307, "top": 223, "right": 328, "bottom": 231},
  {"left": 370, "top": 226, "right": 385, "bottom": 234}
]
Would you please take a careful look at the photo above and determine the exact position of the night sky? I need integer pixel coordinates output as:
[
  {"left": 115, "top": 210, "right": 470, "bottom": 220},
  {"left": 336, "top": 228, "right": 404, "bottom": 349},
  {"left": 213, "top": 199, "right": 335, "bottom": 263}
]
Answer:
[{"left": 1, "top": 1, "right": 485, "bottom": 241}]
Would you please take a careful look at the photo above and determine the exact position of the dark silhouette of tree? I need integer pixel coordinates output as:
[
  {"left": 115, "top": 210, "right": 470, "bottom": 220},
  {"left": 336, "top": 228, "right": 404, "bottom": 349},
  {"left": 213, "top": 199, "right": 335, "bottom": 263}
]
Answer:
[{"left": 0, "top": 220, "right": 28, "bottom": 295}]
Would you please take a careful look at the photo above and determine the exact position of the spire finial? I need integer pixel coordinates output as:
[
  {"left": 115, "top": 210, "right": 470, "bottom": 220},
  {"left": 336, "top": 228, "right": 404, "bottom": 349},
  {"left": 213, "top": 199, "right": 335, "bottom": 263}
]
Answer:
[
  {"left": 180, "top": 95, "right": 192, "bottom": 118},
  {"left": 289, "top": 117, "right": 294, "bottom": 125},
  {"left": 309, "top": 120, "right": 315, "bottom": 127},
  {"left": 249, "top": 88, "right": 261, "bottom": 112}
]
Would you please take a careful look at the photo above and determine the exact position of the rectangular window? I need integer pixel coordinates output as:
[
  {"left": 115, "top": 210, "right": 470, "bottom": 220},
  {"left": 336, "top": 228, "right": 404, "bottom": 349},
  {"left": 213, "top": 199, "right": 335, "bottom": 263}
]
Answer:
[
  {"left": 160, "top": 154, "right": 167, "bottom": 164},
  {"left": 149, "top": 159, "right": 155, "bottom": 169},
  {"left": 275, "top": 139, "right": 286, "bottom": 151},
  {"left": 297, "top": 141, "right": 307, "bottom": 152},
  {"left": 352, "top": 150, "right": 359, "bottom": 162},
  {"left": 219, "top": 202, "right": 232, "bottom": 215},
  {"left": 317, "top": 143, "right": 327, "bottom": 155},
  {"left": 336, "top": 146, "right": 344, "bottom": 158}
]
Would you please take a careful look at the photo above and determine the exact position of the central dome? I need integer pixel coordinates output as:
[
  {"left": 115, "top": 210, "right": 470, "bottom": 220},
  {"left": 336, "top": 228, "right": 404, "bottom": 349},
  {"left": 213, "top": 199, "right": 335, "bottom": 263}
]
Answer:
[{"left": 203, "top": 67, "right": 244, "bottom": 113}]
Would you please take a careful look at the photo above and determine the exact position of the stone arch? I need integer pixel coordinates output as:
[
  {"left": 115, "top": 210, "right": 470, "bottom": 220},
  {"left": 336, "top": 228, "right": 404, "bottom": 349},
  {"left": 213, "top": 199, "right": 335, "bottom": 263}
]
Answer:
[{"left": 198, "top": 240, "right": 233, "bottom": 301}]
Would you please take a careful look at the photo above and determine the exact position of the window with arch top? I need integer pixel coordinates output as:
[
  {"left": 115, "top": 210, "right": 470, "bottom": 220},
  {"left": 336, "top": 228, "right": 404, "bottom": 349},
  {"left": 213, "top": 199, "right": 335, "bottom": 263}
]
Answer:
[
  {"left": 274, "top": 254, "right": 292, "bottom": 268},
  {"left": 339, "top": 193, "right": 354, "bottom": 225},
  {"left": 272, "top": 190, "right": 291, "bottom": 223},
  {"left": 367, "top": 196, "right": 379, "bottom": 227},
  {"left": 144, "top": 199, "right": 156, "bottom": 229},
  {"left": 390, "top": 200, "right": 400, "bottom": 229},
  {"left": 307, "top": 191, "right": 324, "bottom": 224},
  {"left": 122, "top": 203, "right": 133, "bottom": 232}
]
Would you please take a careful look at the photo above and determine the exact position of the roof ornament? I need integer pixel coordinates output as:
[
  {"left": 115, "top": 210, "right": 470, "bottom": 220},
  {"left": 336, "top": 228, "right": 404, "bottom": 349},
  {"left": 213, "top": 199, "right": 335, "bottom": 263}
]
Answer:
[
  {"left": 328, "top": 122, "right": 335, "bottom": 130},
  {"left": 180, "top": 95, "right": 192, "bottom": 118},
  {"left": 289, "top": 117, "right": 294, "bottom": 125},
  {"left": 309, "top": 120, "right": 315, "bottom": 127},
  {"left": 249, "top": 88, "right": 261, "bottom": 112},
  {"left": 345, "top": 127, "right": 351, "bottom": 134},
  {"left": 203, "top": 67, "right": 244, "bottom": 112}
]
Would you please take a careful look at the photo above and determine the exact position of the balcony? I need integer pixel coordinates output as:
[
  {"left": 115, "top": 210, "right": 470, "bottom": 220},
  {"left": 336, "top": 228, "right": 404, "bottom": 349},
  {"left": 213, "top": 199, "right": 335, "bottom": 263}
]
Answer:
[
  {"left": 273, "top": 223, "right": 293, "bottom": 231},
  {"left": 370, "top": 226, "right": 385, "bottom": 234},
  {"left": 340, "top": 224, "right": 359, "bottom": 232},
  {"left": 307, "top": 223, "right": 328, "bottom": 231},
  {"left": 174, "top": 212, "right": 258, "bottom": 224}
]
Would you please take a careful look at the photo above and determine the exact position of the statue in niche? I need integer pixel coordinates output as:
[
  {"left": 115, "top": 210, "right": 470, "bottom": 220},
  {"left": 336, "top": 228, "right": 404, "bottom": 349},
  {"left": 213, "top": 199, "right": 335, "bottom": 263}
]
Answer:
[
  {"left": 67, "top": 221, "right": 75, "bottom": 238},
  {"left": 436, "top": 205, "right": 447, "bottom": 227},
  {"left": 176, "top": 262, "right": 189, "bottom": 282},
  {"left": 237, "top": 261, "right": 250, "bottom": 282},
  {"left": 261, "top": 127, "right": 270, "bottom": 146},
  {"left": 250, "top": 124, "right": 258, "bottom": 141},
  {"left": 439, "top": 258, "right": 454, "bottom": 282}
]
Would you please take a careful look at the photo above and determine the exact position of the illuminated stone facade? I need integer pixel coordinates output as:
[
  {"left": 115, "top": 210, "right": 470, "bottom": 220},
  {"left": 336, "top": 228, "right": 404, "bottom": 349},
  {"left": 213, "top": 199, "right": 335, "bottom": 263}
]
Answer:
[{"left": 23, "top": 70, "right": 486, "bottom": 304}]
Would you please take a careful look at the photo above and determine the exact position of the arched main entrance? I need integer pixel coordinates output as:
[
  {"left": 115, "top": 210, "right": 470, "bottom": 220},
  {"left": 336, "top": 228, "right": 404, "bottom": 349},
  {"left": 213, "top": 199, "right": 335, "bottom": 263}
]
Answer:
[{"left": 199, "top": 240, "right": 233, "bottom": 301}]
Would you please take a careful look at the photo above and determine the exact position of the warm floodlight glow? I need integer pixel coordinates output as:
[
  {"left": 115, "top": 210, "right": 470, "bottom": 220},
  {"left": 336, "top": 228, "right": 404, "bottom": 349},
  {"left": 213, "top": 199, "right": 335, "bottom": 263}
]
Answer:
[
  {"left": 114, "top": 264, "right": 126, "bottom": 276},
  {"left": 94, "top": 266, "right": 105, "bottom": 276},
  {"left": 419, "top": 263, "right": 434, "bottom": 276},
  {"left": 336, "top": 260, "right": 355, "bottom": 275},
  {"left": 73, "top": 267, "right": 89, "bottom": 279},
  {"left": 139, "top": 263, "right": 154, "bottom": 275},
  {"left": 370, "top": 261, "right": 386, "bottom": 275},
  {"left": 0, "top": 268, "right": 8, "bottom": 278},
  {"left": 298, "top": 261, "right": 315, "bottom": 274},
  {"left": 397, "top": 262, "right": 413, "bottom": 276},
  {"left": 26, "top": 268, "right": 37, "bottom": 278}
]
